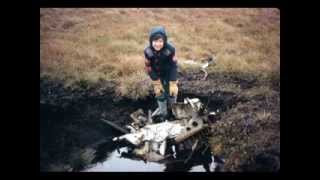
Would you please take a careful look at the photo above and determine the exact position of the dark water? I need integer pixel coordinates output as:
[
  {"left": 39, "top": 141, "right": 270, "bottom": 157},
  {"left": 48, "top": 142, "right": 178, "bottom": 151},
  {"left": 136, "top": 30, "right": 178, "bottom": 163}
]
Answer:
[{"left": 40, "top": 93, "right": 223, "bottom": 172}]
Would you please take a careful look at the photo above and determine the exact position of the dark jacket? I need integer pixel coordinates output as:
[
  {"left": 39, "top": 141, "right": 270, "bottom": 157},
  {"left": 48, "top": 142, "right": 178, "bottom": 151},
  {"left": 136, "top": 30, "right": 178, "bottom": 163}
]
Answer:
[{"left": 144, "top": 26, "right": 177, "bottom": 82}]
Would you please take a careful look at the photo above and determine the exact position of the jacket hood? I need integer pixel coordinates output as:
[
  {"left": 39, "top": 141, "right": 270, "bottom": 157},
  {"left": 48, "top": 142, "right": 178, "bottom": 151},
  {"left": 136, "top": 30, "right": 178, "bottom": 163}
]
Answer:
[{"left": 149, "top": 26, "right": 168, "bottom": 47}]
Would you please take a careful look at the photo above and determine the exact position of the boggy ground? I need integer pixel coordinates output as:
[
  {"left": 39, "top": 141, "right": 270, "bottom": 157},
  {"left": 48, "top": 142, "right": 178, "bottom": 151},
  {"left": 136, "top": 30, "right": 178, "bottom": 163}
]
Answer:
[{"left": 40, "top": 69, "right": 279, "bottom": 172}]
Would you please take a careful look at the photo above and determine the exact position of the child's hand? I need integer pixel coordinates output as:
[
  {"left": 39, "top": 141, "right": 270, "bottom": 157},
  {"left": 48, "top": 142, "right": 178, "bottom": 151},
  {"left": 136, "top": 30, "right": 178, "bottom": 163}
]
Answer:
[
  {"left": 169, "top": 81, "right": 178, "bottom": 97},
  {"left": 152, "top": 79, "right": 164, "bottom": 97}
]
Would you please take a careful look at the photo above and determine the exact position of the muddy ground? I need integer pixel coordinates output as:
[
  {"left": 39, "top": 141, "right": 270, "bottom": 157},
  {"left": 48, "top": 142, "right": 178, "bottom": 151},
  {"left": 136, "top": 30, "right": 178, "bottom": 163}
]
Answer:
[{"left": 40, "top": 71, "right": 280, "bottom": 172}]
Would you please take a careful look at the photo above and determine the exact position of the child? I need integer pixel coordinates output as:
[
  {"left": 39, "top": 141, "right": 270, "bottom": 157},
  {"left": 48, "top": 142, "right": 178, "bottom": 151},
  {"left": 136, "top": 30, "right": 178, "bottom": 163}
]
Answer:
[{"left": 144, "top": 26, "right": 178, "bottom": 121}]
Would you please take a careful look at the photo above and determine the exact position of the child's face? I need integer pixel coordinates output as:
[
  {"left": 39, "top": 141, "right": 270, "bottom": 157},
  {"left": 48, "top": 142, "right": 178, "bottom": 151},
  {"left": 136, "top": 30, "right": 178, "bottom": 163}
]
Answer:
[{"left": 152, "top": 38, "right": 164, "bottom": 51}]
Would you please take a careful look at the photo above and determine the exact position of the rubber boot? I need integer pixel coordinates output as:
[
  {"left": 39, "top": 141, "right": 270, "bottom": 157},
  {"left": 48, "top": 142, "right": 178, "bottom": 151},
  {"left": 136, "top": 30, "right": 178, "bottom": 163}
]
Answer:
[
  {"left": 167, "top": 96, "right": 177, "bottom": 120},
  {"left": 168, "top": 96, "right": 177, "bottom": 107},
  {"left": 157, "top": 99, "right": 168, "bottom": 122}
]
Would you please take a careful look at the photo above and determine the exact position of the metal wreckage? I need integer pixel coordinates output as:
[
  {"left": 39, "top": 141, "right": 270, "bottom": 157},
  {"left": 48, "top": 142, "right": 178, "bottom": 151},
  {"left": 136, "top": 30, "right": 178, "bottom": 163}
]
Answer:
[
  {"left": 101, "top": 56, "right": 223, "bottom": 171},
  {"left": 101, "top": 97, "right": 223, "bottom": 171}
]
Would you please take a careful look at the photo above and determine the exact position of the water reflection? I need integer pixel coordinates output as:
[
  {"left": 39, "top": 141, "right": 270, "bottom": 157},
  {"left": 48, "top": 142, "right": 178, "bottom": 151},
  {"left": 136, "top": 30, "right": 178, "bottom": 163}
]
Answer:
[
  {"left": 83, "top": 140, "right": 220, "bottom": 172},
  {"left": 84, "top": 147, "right": 165, "bottom": 172}
]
